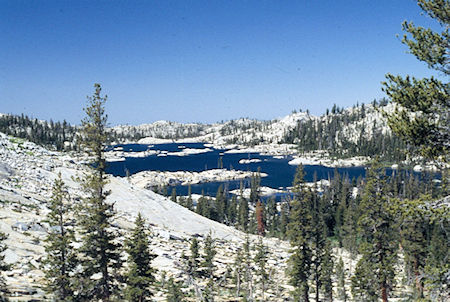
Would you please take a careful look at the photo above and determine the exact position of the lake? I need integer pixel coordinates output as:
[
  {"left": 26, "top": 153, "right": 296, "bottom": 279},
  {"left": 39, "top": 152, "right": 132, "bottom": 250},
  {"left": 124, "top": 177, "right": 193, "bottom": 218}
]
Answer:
[{"left": 106, "top": 143, "right": 369, "bottom": 197}]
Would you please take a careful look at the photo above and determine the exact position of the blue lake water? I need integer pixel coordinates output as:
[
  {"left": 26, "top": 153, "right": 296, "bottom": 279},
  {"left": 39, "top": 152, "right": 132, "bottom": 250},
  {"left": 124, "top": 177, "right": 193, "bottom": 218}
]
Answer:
[{"left": 106, "top": 143, "right": 370, "bottom": 197}]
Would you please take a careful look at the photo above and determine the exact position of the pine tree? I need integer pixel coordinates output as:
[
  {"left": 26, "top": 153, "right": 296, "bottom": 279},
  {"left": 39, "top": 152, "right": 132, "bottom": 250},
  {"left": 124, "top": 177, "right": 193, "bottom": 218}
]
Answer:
[
  {"left": 382, "top": 0, "right": 449, "bottom": 160},
  {"left": 0, "top": 230, "right": 10, "bottom": 301},
  {"left": 249, "top": 172, "right": 261, "bottom": 204},
  {"left": 166, "top": 277, "right": 184, "bottom": 302},
  {"left": 351, "top": 161, "right": 398, "bottom": 302},
  {"left": 424, "top": 220, "right": 449, "bottom": 301},
  {"left": 310, "top": 192, "right": 328, "bottom": 302},
  {"left": 202, "top": 232, "right": 216, "bottom": 301},
  {"left": 201, "top": 233, "right": 216, "bottom": 301},
  {"left": 340, "top": 195, "right": 359, "bottom": 256},
  {"left": 189, "top": 238, "right": 200, "bottom": 278},
  {"left": 392, "top": 197, "right": 429, "bottom": 299},
  {"left": 238, "top": 188, "right": 249, "bottom": 232},
  {"left": 254, "top": 237, "right": 269, "bottom": 301},
  {"left": 77, "top": 83, "right": 123, "bottom": 301},
  {"left": 233, "top": 247, "right": 244, "bottom": 297},
  {"left": 215, "top": 185, "right": 226, "bottom": 223},
  {"left": 279, "top": 201, "right": 289, "bottom": 239},
  {"left": 42, "top": 173, "right": 77, "bottom": 300},
  {"left": 243, "top": 234, "right": 253, "bottom": 301},
  {"left": 227, "top": 195, "right": 238, "bottom": 226},
  {"left": 320, "top": 237, "right": 334, "bottom": 302},
  {"left": 336, "top": 257, "right": 347, "bottom": 302},
  {"left": 265, "top": 197, "right": 278, "bottom": 237},
  {"left": 186, "top": 185, "right": 193, "bottom": 211},
  {"left": 124, "top": 213, "right": 156, "bottom": 302},
  {"left": 287, "top": 165, "right": 312, "bottom": 302}
]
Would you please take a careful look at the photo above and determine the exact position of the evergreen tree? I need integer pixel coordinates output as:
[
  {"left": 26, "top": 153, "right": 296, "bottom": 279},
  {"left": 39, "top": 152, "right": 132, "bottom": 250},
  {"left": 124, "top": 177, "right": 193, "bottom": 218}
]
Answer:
[
  {"left": 233, "top": 247, "right": 244, "bottom": 297},
  {"left": 243, "top": 234, "right": 253, "bottom": 301},
  {"left": 249, "top": 172, "right": 261, "bottom": 204},
  {"left": 265, "top": 197, "right": 278, "bottom": 237},
  {"left": 310, "top": 192, "right": 328, "bottom": 302},
  {"left": 124, "top": 213, "right": 156, "bottom": 302},
  {"left": 320, "top": 237, "right": 334, "bottom": 302},
  {"left": 201, "top": 233, "right": 216, "bottom": 301},
  {"left": 166, "top": 277, "right": 184, "bottom": 302},
  {"left": 227, "top": 195, "right": 238, "bottom": 226},
  {"left": 0, "top": 231, "right": 10, "bottom": 301},
  {"left": 336, "top": 257, "right": 347, "bottom": 302},
  {"left": 423, "top": 219, "right": 449, "bottom": 301},
  {"left": 238, "top": 187, "right": 249, "bottom": 232},
  {"left": 202, "top": 233, "right": 216, "bottom": 278},
  {"left": 77, "top": 83, "right": 123, "bottom": 301},
  {"left": 340, "top": 194, "right": 359, "bottom": 256},
  {"left": 255, "top": 201, "right": 265, "bottom": 236},
  {"left": 351, "top": 161, "right": 398, "bottom": 302},
  {"left": 392, "top": 197, "right": 429, "bottom": 299},
  {"left": 382, "top": 0, "right": 449, "bottom": 160},
  {"left": 186, "top": 185, "right": 193, "bottom": 211},
  {"left": 42, "top": 173, "right": 77, "bottom": 301},
  {"left": 215, "top": 185, "right": 226, "bottom": 223},
  {"left": 287, "top": 165, "right": 312, "bottom": 302},
  {"left": 279, "top": 201, "right": 289, "bottom": 239},
  {"left": 254, "top": 237, "right": 269, "bottom": 301},
  {"left": 189, "top": 238, "right": 200, "bottom": 278}
]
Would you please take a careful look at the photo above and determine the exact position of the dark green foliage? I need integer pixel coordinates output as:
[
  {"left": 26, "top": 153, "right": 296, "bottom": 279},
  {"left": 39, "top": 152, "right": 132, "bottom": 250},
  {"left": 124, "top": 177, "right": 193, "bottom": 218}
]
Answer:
[
  {"left": 201, "top": 233, "right": 216, "bottom": 300},
  {"left": 265, "top": 197, "right": 279, "bottom": 237},
  {"left": 233, "top": 247, "right": 244, "bottom": 297},
  {"left": 42, "top": 173, "right": 77, "bottom": 300},
  {"left": 319, "top": 238, "right": 334, "bottom": 302},
  {"left": 424, "top": 220, "right": 449, "bottom": 301},
  {"left": 188, "top": 238, "right": 200, "bottom": 277},
  {"left": 254, "top": 237, "right": 269, "bottom": 301},
  {"left": 351, "top": 252, "right": 379, "bottom": 302},
  {"left": 186, "top": 185, "right": 193, "bottom": 211},
  {"left": 0, "top": 230, "right": 10, "bottom": 300},
  {"left": 352, "top": 161, "right": 398, "bottom": 302},
  {"left": 215, "top": 185, "right": 226, "bottom": 223},
  {"left": 287, "top": 165, "right": 312, "bottom": 302},
  {"left": 238, "top": 189, "right": 249, "bottom": 232},
  {"left": 77, "top": 84, "right": 123, "bottom": 301},
  {"left": 283, "top": 102, "right": 408, "bottom": 162},
  {"left": 335, "top": 257, "right": 347, "bottom": 302},
  {"left": 382, "top": 0, "right": 449, "bottom": 160},
  {"left": 243, "top": 235, "right": 253, "bottom": 301},
  {"left": 0, "top": 113, "right": 78, "bottom": 151},
  {"left": 227, "top": 195, "right": 238, "bottom": 226},
  {"left": 124, "top": 213, "right": 156, "bottom": 302},
  {"left": 166, "top": 277, "right": 184, "bottom": 302},
  {"left": 202, "top": 233, "right": 216, "bottom": 280},
  {"left": 340, "top": 194, "right": 359, "bottom": 256},
  {"left": 279, "top": 201, "right": 289, "bottom": 239}
]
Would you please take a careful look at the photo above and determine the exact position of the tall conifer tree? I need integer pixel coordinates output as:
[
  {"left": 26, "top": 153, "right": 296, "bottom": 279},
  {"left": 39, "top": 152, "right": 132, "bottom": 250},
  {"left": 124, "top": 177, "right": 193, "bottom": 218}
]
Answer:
[
  {"left": 77, "top": 83, "right": 122, "bottom": 301},
  {"left": 124, "top": 213, "right": 156, "bottom": 302},
  {"left": 287, "top": 165, "right": 312, "bottom": 302},
  {"left": 351, "top": 161, "right": 398, "bottom": 302},
  {"left": 42, "top": 173, "right": 77, "bottom": 300}
]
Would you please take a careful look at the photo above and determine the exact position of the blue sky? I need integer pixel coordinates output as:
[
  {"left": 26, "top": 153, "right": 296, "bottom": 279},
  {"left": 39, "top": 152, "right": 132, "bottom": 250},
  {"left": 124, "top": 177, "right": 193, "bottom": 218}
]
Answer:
[{"left": 0, "top": 0, "right": 440, "bottom": 125}]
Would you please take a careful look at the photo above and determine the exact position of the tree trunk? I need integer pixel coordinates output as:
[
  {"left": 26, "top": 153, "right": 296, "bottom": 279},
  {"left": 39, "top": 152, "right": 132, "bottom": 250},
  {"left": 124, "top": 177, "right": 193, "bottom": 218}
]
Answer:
[
  {"left": 414, "top": 257, "right": 424, "bottom": 298},
  {"left": 381, "top": 282, "right": 388, "bottom": 302}
]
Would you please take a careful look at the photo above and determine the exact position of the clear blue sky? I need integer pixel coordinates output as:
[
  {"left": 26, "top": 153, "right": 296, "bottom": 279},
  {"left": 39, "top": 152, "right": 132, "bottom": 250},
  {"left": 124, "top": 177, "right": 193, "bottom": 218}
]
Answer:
[{"left": 0, "top": 0, "right": 440, "bottom": 125}]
